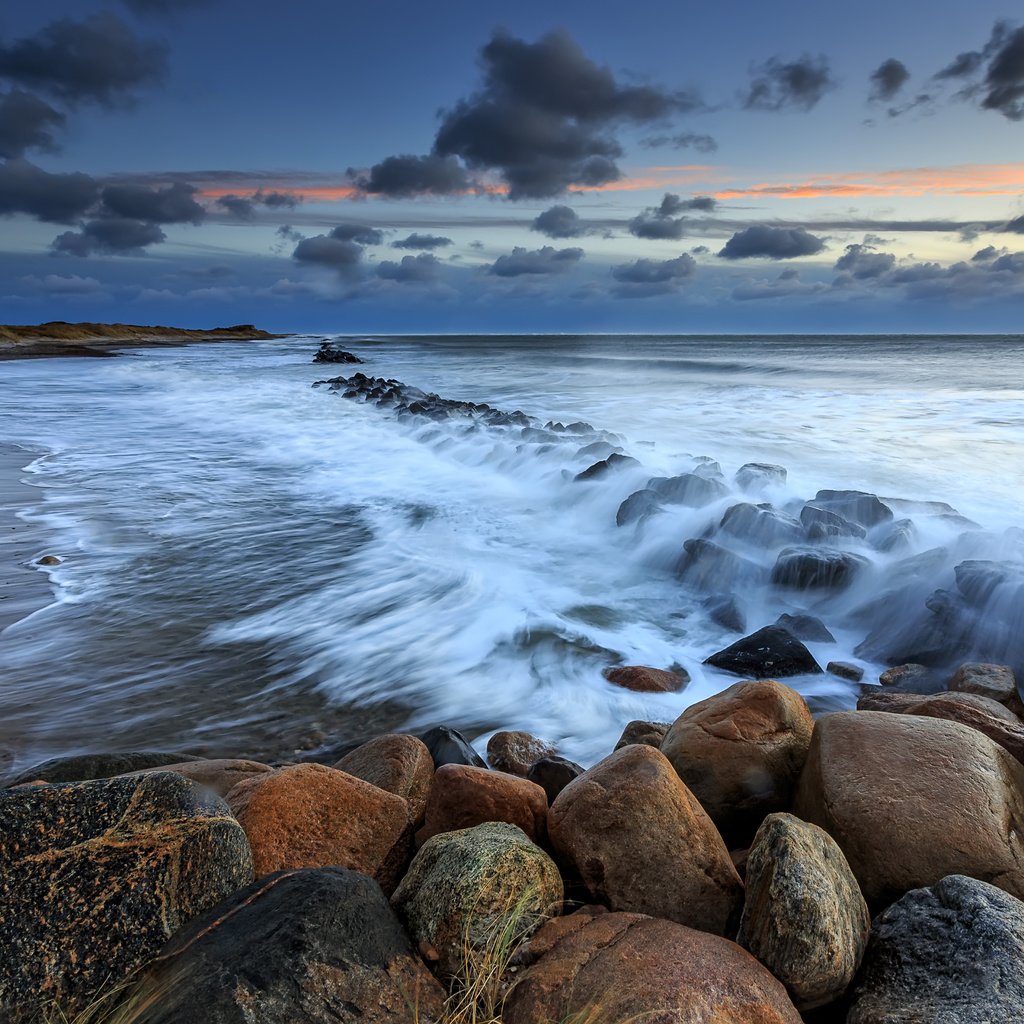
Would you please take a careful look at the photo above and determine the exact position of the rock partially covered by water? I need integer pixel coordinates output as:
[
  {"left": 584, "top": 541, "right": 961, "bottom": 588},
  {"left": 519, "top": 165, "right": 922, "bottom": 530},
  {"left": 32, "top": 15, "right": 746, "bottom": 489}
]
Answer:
[
  {"left": 799, "top": 503, "right": 867, "bottom": 541},
  {"left": 604, "top": 664, "right": 689, "bottom": 693},
  {"left": 575, "top": 452, "right": 639, "bottom": 481},
  {"left": 771, "top": 547, "right": 869, "bottom": 592},
  {"left": 131, "top": 867, "right": 446, "bottom": 1024},
  {"left": 812, "top": 489, "right": 894, "bottom": 528},
  {"left": 738, "top": 813, "right": 870, "bottom": 1012},
  {"left": 391, "top": 822, "right": 562, "bottom": 978},
  {"left": 548, "top": 745, "right": 743, "bottom": 935},
  {"left": 312, "top": 341, "right": 362, "bottom": 364},
  {"left": 649, "top": 471, "right": 730, "bottom": 507},
  {"left": 720, "top": 502, "right": 804, "bottom": 549},
  {"left": 704, "top": 593, "right": 747, "bottom": 632},
  {"left": 848, "top": 875, "right": 1024, "bottom": 1024},
  {"left": 615, "top": 487, "right": 662, "bottom": 526},
  {"left": 0, "top": 773, "right": 253, "bottom": 1021},
  {"left": 660, "top": 680, "right": 814, "bottom": 846},
  {"left": 775, "top": 612, "right": 835, "bottom": 643},
  {"left": 705, "top": 625, "right": 823, "bottom": 678},
  {"left": 735, "top": 462, "right": 787, "bottom": 493},
  {"left": 679, "top": 539, "right": 766, "bottom": 591}
]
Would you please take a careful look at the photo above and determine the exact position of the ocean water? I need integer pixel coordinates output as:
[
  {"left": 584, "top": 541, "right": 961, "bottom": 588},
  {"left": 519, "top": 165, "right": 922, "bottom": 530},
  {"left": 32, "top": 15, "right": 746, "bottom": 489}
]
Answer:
[{"left": 1, "top": 334, "right": 1022, "bottom": 771}]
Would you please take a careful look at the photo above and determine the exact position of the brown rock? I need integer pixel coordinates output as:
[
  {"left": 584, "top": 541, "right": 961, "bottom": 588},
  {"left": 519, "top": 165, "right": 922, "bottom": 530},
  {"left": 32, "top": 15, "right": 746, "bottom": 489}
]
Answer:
[
  {"left": 827, "top": 660, "right": 864, "bottom": 682},
  {"left": 485, "top": 730, "right": 556, "bottom": 776},
  {"left": 660, "top": 679, "right": 814, "bottom": 846},
  {"left": 548, "top": 744, "right": 743, "bottom": 935},
  {"left": 614, "top": 719, "right": 670, "bottom": 750},
  {"left": 226, "top": 763, "right": 411, "bottom": 892},
  {"left": 793, "top": 711, "right": 1024, "bottom": 907},
  {"left": 124, "top": 758, "right": 273, "bottom": 797},
  {"left": 856, "top": 689, "right": 919, "bottom": 713},
  {"left": 35, "top": 554, "right": 61, "bottom": 566},
  {"left": 416, "top": 763, "right": 548, "bottom": 845},
  {"left": 504, "top": 910, "right": 801, "bottom": 1024},
  {"left": 604, "top": 664, "right": 689, "bottom": 692},
  {"left": 950, "top": 662, "right": 1017, "bottom": 704},
  {"left": 878, "top": 663, "right": 927, "bottom": 687},
  {"left": 334, "top": 733, "right": 434, "bottom": 825}
]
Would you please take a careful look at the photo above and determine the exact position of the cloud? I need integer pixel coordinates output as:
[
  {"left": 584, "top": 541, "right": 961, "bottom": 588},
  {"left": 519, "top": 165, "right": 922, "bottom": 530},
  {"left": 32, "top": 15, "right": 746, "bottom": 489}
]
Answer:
[
  {"left": 0, "top": 158, "right": 98, "bottom": 223},
  {"left": 744, "top": 54, "right": 836, "bottom": 111},
  {"left": 718, "top": 225, "right": 827, "bottom": 259},
  {"left": 215, "top": 189, "right": 301, "bottom": 220},
  {"left": 328, "top": 222, "right": 383, "bottom": 245},
  {"left": 1004, "top": 214, "right": 1024, "bottom": 233},
  {"left": 119, "top": 0, "right": 215, "bottom": 16},
  {"left": 532, "top": 204, "right": 591, "bottom": 238},
  {"left": 359, "top": 30, "right": 698, "bottom": 199},
  {"left": 0, "top": 13, "right": 167, "bottom": 106},
  {"left": 640, "top": 132, "right": 718, "bottom": 153},
  {"left": 100, "top": 181, "right": 205, "bottom": 224},
  {"left": 376, "top": 253, "right": 441, "bottom": 283},
  {"left": 610, "top": 253, "right": 696, "bottom": 296},
  {"left": 833, "top": 242, "right": 896, "bottom": 279},
  {"left": 0, "top": 90, "right": 65, "bottom": 158},
  {"left": 488, "top": 245, "right": 584, "bottom": 277},
  {"left": 732, "top": 268, "right": 827, "bottom": 301},
  {"left": 52, "top": 217, "right": 166, "bottom": 256},
  {"left": 23, "top": 273, "right": 104, "bottom": 294},
  {"left": 934, "top": 22, "right": 1024, "bottom": 121},
  {"left": 869, "top": 59, "right": 910, "bottom": 102},
  {"left": 628, "top": 192, "right": 717, "bottom": 241},
  {"left": 971, "top": 245, "right": 1006, "bottom": 261},
  {"left": 391, "top": 233, "right": 452, "bottom": 250},
  {"left": 292, "top": 234, "right": 364, "bottom": 275}
]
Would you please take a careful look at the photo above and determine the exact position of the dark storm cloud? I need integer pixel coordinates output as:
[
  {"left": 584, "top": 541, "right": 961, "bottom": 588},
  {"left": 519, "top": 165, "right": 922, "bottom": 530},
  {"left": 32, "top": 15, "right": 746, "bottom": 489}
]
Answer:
[
  {"left": 869, "top": 59, "right": 910, "bottom": 102},
  {"left": 0, "top": 90, "right": 65, "bottom": 158},
  {"left": 215, "top": 190, "right": 300, "bottom": 220},
  {"left": 833, "top": 243, "right": 896, "bottom": 279},
  {"left": 744, "top": 54, "right": 836, "bottom": 111},
  {"left": 610, "top": 253, "right": 696, "bottom": 297},
  {"left": 532, "top": 204, "right": 590, "bottom": 239},
  {"left": 292, "top": 234, "right": 364, "bottom": 274},
  {"left": 488, "top": 245, "right": 584, "bottom": 277},
  {"left": 358, "top": 30, "right": 698, "bottom": 200},
  {"left": 216, "top": 195, "right": 255, "bottom": 219},
  {"left": 936, "top": 52, "right": 985, "bottom": 80},
  {"left": 628, "top": 193, "right": 717, "bottom": 241},
  {"left": 971, "top": 245, "right": 1006, "bottom": 262},
  {"left": 329, "top": 223, "right": 384, "bottom": 245},
  {"left": 0, "top": 13, "right": 167, "bottom": 106},
  {"left": 52, "top": 217, "right": 166, "bottom": 256},
  {"left": 391, "top": 233, "right": 452, "bottom": 250},
  {"left": 640, "top": 132, "right": 718, "bottom": 153},
  {"left": 376, "top": 253, "right": 441, "bottom": 283},
  {"left": 933, "top": 22, "right": 1024, "bottom": 121},
  {"left": 0, "top": 158, "right": 98, "bottom": 223},
  {"left": 352, "top": 154, "right": 474, "bottom": 198},
  {"left": 718, "top": 226, "right": 826, "bottom": 259},
  {"left": 101, "top": 182, "right": 205, "bottom": 224}
]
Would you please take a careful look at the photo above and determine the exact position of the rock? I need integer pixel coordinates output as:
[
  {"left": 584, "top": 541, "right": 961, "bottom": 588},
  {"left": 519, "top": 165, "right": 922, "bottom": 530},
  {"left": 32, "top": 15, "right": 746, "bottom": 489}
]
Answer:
[
  {"left": 615, "top": 488, "right": 662, "bottom": 526},
  {"left": 527, "top": 756, "right": 584, "bottom": 803},
  {"left": 827, "top": 661, "right": 865, "bottom": 682},
  {"left": 705, "top": 625, "right": 823, "bottom": 678},
  {"left": 129, "top": 867, "right": 446, "bottom": 1024},
  {"left": 792, "top": 711, "right": 1024, "bottom": 906},
  {"left": 574, "top": 452, "right": 639, "bottom": 481},
  {"left": 848, "top": 874, "right": 1024, "bottom": 1024},
  {"left": 649, "top": 472, "right": 731, "bottom": 507},
  {"left": 874, "top": 517, "right": 916, "bottom": 553},
  {"left": 486, "top": 731, "right": 556, "bottom": 776},
  {"left": 604, "top": 664, "right": 688, "bottom": 693},
  {"left": 812, "top": 489, "right": 894, "bottom": 528},
  {"left": 504, "top": 909, "right": 801, "bottom": 1024},
  {"left": 548, "top": 744, "right": 743, "bottom": 934},
  {"left": 878, "top": 662, "right": 928, "bottom": 687},
  {"left": 7, "top": 750, "right": 201, "bottom": 786},
  {"left": 660, "top": 680, "right": 815, "bottom": 846},
  {"left": 417, "top": 764, "right": 548, "bottom": 845},
  {"left": 720, "top": 502, "right": 804, "bottom": 548},
  {"left": 678, "top": 538, "right": 766, "bottom": 590},
  {"left": 124, "top": 758, "right": 273, "bottom": 797},
  {"left": 226, "top": 763, "right": 411, "bottom": 892},
  {"left": 799, "top": 504, "right": 867, "bottom": 541},
  {"left": 419, "top": 724, "right": 486, "bottom": 769},
  {"left": 334, "top": 733, "right": 434, "bottom": 826},
  {"left": 312, "top": 340, "right": 362, "bottom": 364},
  {"left": 0, "top": 773, "right": 253, "bottom": 1020},
  {"left": 391, "top": 822, "right": 562, "bottom": 978},
  {"left": 950, "top": 662, "right": 1018, "bottom": 704},
  {"left": 614, "top": 719, "right": 671, "bottom": 751},
  {"left": 855, "top": 689, "right": 919, "bottom": 712},
  {"left": 704, "top": 593, "right": 747, "bottom": 632},
  {"left": 35, "top": 554, "right": 61, "bottom": 566},
  {"left": 735, "top": 462, "right": 787, "bottom": 493},
  {"left": 771, "top": 547, "right": 868, "bottom": 592},
  {"left": 775, "top": 613, "right": 835, "bottom": 643},
  {"left": 738, "top": 813, "right": 870, "bottom": 1011}
]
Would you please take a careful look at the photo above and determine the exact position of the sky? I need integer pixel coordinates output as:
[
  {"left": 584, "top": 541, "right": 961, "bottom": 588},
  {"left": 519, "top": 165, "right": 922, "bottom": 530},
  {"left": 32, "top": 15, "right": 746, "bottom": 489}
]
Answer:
[{"left": 1, "top": 0, "right": 1024, "bottom": 333}]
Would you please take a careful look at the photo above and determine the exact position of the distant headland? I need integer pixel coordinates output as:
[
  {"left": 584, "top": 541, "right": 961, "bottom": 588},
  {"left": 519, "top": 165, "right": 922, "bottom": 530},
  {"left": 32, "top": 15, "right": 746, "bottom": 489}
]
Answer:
[{"left": 0, "top": 321, "right": 286, "bottom": 361}]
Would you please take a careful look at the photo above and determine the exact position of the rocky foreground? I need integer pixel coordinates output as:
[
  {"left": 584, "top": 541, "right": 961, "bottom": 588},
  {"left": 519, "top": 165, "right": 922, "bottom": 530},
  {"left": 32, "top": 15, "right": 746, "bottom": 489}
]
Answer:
[{"left": 2, "top": 663, "right": 1024, "bottom": 1022}]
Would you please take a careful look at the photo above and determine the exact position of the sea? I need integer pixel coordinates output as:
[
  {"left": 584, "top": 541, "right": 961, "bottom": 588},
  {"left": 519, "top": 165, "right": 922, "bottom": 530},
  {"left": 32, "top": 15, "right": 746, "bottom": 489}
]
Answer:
[{"left": 1, "top": 334, "right": 1022, "bottom": 772}]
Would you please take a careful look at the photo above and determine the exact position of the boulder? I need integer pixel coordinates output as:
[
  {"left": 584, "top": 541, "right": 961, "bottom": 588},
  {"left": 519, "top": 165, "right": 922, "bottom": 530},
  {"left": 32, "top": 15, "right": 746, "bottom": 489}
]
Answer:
[
  {"left": 527, "top": 756, "right": 584, "bottom": 803},
  {"left": 799, "top": 504, "right": 867, "bottom": 541},
  {"left": 419, "top": 725, "right": 486, "bottom": 769},
  {"left": 124, "top": 758, "right": 273, "bottom": 797},
  {"left": 793, "top": 711, "right": 1024, "bottom": 906},
  {"left": 719, "top": 502, "right": 804, "bottom": 548},
  {"left": 660, "top": 680, "right": 814, "bottom": 845},
  {"left": 705, "top": 625, "right": 823, "bottom": 678},
  {"left": 615, "top": 488, "right": 662, "bottom": 526},
  {"left": 874, "top": 517, "right": 916, "bottom": 553},
  {"left": 704, "top": 593, "right": 747, "bottom": 632},
  {"left": 878, "top": 662, "right": 928, "bottom": 688},
  {"left": 604, "top": 664, "right": 688, "bottom": 693},
  {"left": 0, "top": 773, "right": 253, "bottom": 1020},
  {"left": 128, "top": 867, "right": 446, "bottom": 1024},
  {"left": 678, "top": 538, "right": 766, "bottom": 591},
  {"left": 614, "top": 719, "right": 670, "bottom": 751},
  {"left": 575, "top": 453, "right": 639, "bottom": 481},
  {"left": 548, "top": 744, "right": 743, "bottom": 934},
  {"left": 7, "top": 750, "right": 200, "bottom": 786},
  {"left": 417, "top": 764, "right": 548, "bottom": 845},
  {"left": 812, "top": 489, "right": 893, "bottom": 529},
  {"left": 226, "top": 763, "right": 411, "bottom": 892},
  {"left": 312, "top": 341, "right": 362, "bottom": 364},
  {"left": 827, "top": 661, "right": 864, "bottom": 682},
  {"left": 391, "top": 822, "right": 562, "bottom": 978},
  {"left": 649, "top": 472, "right": 731, "bottom": 507},
  {"left": 775, "top": 613, "right": 835, "bottom": 643},
  {"left": 738, "top": 813, "right": 870, "bottom": 1011},
  {"left": 950, "top": 662, "right": 1018, "bottom": 704},
  {"left": 848, "top": 875, "right": 1024, "bottom": 1024},
  {"left": 735, "top": 462, "right": 787, "bottom": 493},
  {"left": 770, "top": 547, "right": 868, "bottom": 592},
  {"left": 504, "top": 908, "right": 801, "bottom": 1024},
  {"left": 335, "top": 733, "right": 434, "bottom": 824},
  {"left": 486, "top": 731, "right": 556, "bottom": 776}
]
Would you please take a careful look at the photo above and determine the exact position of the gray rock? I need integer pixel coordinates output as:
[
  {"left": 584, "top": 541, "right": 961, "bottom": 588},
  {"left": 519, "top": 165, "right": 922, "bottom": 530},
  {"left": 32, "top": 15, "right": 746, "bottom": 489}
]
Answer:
[
  {"left": 771, "top": 547, "right": 869, "bottom": 592},
  {"left": 800, "top": 504, "right": 867, "bottom": 541},
  {"left": 615, "top": 488, "right": 662, "bottom": 526},
  {"left": 419, "top": 725, "right": 486, "bottom": 769},
  {"left": 703, "top": 594, "right": 746, "bottom": 632},
  {"left": 735, "top": 462, "right": 787, "bottom": 492},
  {"left": 848, "top": 874, "right": 1024, "bottom": 1024},
  {"left": 648, "top": 472, "right": 731, "bottom": 507},
  {"left": 949, "top": 662, "right": 1017, "bottom": 705},
  {"left": 827, "top": 661, "right": 865, "bottom": 682},
  {"left": 775, "top": 613, "right": 836, "bottom": 643},
  {"left": 7, "top": 750, "right": 201, "bottom": 787},
  {"left": 719, "top": 502, "right": 804, "bottom": 549},
  {"left": 678, "top": 539, "right": 766, "bottom": 591},
  {"left": 812, "top": 490, "right": 894, "bottom": 529}
]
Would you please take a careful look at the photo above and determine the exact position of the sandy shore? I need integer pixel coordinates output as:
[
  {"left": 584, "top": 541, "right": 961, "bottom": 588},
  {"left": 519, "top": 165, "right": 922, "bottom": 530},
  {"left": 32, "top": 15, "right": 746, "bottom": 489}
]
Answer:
[{"left": 0, "top": 445, "right": 54, "bottom": 633}]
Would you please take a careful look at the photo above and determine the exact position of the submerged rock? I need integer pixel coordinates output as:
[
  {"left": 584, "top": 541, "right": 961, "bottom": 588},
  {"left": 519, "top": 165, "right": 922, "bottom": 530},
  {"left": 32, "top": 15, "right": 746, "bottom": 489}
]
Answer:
[
  {"left": 704, "top": 593, "right": 747, "bottom": 632},
  {"left": 771, "top": 547, "right": 869, "bottom": 592},
  {"left": 735, "top": 462, "right": 787, "bottom": 493},
  {"left": 775, "top": 612, "right": 835, "bottom": 643},
  {"left": 615, "top": 487, "right": 662, "bottom": 526},
  {"left": 799, "top": 503, "right": 867, "bottom": 541},
  {"left": 720, "top": 502, "right": 804, "bottom": 548},
  {"left": 574, "top": 452, "right": 639, "bottom": 481},
  {"left": 648, "top": 471, "right": 730, "bottom": 507},
  {"left": 678, "top": 538, "right": 766, "bottom": 591},
  {"left": 705, "top": 625, "right": 823, "bottom": 678},
  {"left": 812, "top": 489, "right": 894, "bottom": 528}
]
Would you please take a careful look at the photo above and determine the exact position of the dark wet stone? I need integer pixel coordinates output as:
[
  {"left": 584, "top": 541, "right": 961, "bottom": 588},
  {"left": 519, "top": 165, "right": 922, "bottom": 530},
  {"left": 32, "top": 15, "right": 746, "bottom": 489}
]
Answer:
[
  {"left": 420, "top": 725, "right": 487, "bottom": 769},
  {"left": 7, "top": 750, "right": 201, "bottom": 787},
  {"left": 800, "top": 503, "right": 867, "bottom": 541},
  {"left": 616, "top": 488, "right": 662, "bottom": 526},
  {"left": 527, "top": 756, "right": 585, "bottom": 805},
  {"left": 0, "top": 773, "right": 253, "bottom": 1020},
  {"left": 678, "top": 539, "right": 766, "bottom": 591},
  {"left": 775, "top": 613, "right": 836, "bottom": 643},
  {"left": 720, "top": 502, "right": 804, "bottom": 548},
  {"left": 127, "top": 867, "right": 446, "bottom": 1024},
  {"left": 771, "top": 547, "right": 869, "bottom": 592},
  {"left": 576, "top": 440, "right": 623, "bottom": 461},
  {"left": 735, "top": 462, "right": 787, "bottom": 492},
  {"left": 705, "top": 625, "right": 823, "bottom": 678},
  {"left": 812, "top": 490, "right": 894, "bottom": 529},
  {"left": 703, "top": 594, "right": 746, "bottom": 632},
  {"left": 827, "top": 661, "right": 865, "bottom": 682},
  {"left": 648, "top": 472, "right": 730, "bottom": 507},
  {"left": 575, "top": 453, "right": 640, "bottom": 481},
  {"left": 312, "top": 341, "right": 362, "bottom": 364},
  {"left": 874, "top": 518, "right": 916, "bottom": 553}
]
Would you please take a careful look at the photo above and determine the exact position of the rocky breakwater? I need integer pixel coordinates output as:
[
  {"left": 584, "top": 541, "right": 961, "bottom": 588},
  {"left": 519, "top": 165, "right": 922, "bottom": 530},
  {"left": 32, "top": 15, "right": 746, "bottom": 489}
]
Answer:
[{"left": 3, "top": 664, "right": 1024, "bottom": 1021}]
